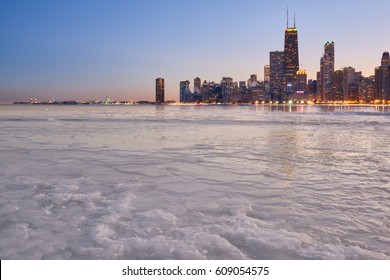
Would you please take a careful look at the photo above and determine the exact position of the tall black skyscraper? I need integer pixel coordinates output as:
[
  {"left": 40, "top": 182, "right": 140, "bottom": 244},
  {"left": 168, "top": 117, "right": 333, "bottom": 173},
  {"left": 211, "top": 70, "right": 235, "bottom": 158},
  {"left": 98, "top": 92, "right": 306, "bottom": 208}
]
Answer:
[
  {"left": 155, "top": 78, "right": 165, "bottom": 104},
  {"left": 283, "top": 11, "right": 299, "bottom": 94}
]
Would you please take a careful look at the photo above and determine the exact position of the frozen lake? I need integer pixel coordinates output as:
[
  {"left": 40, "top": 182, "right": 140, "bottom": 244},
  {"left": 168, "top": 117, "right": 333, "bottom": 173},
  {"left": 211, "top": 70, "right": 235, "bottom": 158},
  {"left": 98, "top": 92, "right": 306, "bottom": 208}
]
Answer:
[{"left": 0, "top": 104, "right": 389, "bottom": 259}]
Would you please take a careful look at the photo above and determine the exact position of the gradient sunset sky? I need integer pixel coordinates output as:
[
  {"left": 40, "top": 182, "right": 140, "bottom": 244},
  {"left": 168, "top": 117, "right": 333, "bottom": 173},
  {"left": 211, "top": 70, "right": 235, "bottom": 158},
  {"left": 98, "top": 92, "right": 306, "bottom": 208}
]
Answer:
[{"left": 1, "top": 0, "right": 389, "bottom": 102}]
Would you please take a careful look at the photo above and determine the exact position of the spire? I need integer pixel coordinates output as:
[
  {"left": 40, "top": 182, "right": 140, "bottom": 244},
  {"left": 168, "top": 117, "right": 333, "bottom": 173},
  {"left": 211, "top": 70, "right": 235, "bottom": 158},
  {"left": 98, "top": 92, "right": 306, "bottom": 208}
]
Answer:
[
  {"left": 294, "top": 11, "right": 296, "bottom": 28},
  {"left": 287, "top": 5, "right": 289, "bottom": 28}
]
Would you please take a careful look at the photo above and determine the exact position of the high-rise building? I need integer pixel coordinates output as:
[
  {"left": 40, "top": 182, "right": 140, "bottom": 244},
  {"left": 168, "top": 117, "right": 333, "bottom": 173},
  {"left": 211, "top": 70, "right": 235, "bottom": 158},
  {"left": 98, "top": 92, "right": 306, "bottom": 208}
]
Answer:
[
  {"left": 294, "top": 69, "right": 307, "bottom": 101},
  {"left": 316, "top": 71, "right": 322, "bottom": 101},
  {"left": 201, "top": 80, "right": 211, "bottom": 102},
  {"left": 333, "top": 70, "right": 344, "bottom": 101},
  {"left": 221, "top": 77, "right": 235, "bottom": 103},
  {"left": 319, "top": 57, "right": 325, "bottom": 100},
  {"left": 375, "top": 51, "right": 390, "bottom": 101},
  {"left": 283, "top": 13, "right": 299, "bottom": 94},
  {"left": 343, "top": 67, "right": 356, "bottom": 101},
  {"left": 384, "top": 65, "right": 389, "bottom": 101},
  {"left": 264, "top": 65, "right": 270, "bottom": 82},
  {"left": 270, "top": 51, "right": 284, "bottom": 102},
  {"left": 307, "top": 79, "right": 317, "bottom": 101},
  {"left": 193, "top": 77, "right": 202, "bottom": 102},
  {"left": 208, "top": 83, "right": 222, "bottom": 104},
  {"left": 320, "top": 42, "right": 335, "bottom": 102},
  {"left": 349, "top": 83, "right": 360, "bottom": 102},
  {"left": 155, "top": 78, "right": 165, "bottom": 104},
  {"left": 359, "top": 76, "right": 375, "bottom": 103},
  {"left": 180, "top": 80, "right": 191, "bottom": 103},
  {"left": 247, "top": 74, "right": 258, "bottom": 88},
  {"left": 332, "top": 67, "right": 361, "bottom": 102},
  {"left": 239, "top": 81, "right": 247, "bottom": 88},
  {"left": 381, "top": 51, "right": 389, "bottom": 66},
  {"left": 296, "top": 69, "right": 307, "bottom": 92},
  {"left": 194, "top": 77, "right": 201, "bottom": 95}
]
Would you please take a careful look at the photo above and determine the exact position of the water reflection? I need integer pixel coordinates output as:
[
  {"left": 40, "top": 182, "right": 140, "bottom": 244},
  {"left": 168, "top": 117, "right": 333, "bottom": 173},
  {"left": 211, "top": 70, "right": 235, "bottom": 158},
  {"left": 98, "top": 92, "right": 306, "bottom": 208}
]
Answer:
[
  {"left": 251, "top": 104, "right": 390, "bottom": 113},
  {"left": 155, "top": 104, "right": 165, "bottom": 118},
  {"left": 169, "top": 104, "right": 390, "bottom": 114},
  {"left": 266, "top": 126, "right": 300, "bottom": 187}
]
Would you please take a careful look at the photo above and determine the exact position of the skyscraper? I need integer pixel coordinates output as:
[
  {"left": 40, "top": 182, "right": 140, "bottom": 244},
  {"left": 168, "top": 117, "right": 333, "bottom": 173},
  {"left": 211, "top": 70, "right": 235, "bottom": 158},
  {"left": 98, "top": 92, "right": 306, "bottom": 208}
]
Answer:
[
  {"left": 375, "top": 51, "right": 390, "bottom": 101},
  {"left": 381, "top": 51, "right": 389, "bottom": 66},
  {"left": 359, "top": 76, "right": 375, "bottom": 103},
  {"left": 270, "top": 51, "right": 284, "bottom": 102},
  {"left": 201, "top": 80, "right": 210, "bottom": 102},
  {"left": 194, "top": 77, "right": 201, "bottom": 95},
  {"left": 316, "top": 71, "right": 322, "bottom": 101},
  {"left": 155, "top": 78, "right": 165, "bottom": 104},
  {"left": 193, "top": 77, "right": 202, "bottom": 102},
  {"left": 320, "top": 42, "right": 335, "bottom": 101},
  {"left": 307, "top": 79, "right": 317, "bottom": 101},
  {"left": 221, "top": 77, "right": 235, "bottom": 103},
  {"left": 343, "top": 67, "right": 356, "bottom": 101},
  {"left": 180, "top": 80, "right": 191, "bottom": 103},
  {"left": 283, "top": 12, "right": 299, "bottom": 95},
  {"left": 239, "top": 81, "right": 247, "bottom": 88},
  {"left": 296, "top": 69, "right": 307, "bottom": 93},
  {"left": 294, "top": 69, "right": 307, "bottom": 101},
  {"left": 333, "top": 70, "right": 344, "bottom": 102},
  {"left": 247, "top": 74, "right": 258, "bottom": 88}
]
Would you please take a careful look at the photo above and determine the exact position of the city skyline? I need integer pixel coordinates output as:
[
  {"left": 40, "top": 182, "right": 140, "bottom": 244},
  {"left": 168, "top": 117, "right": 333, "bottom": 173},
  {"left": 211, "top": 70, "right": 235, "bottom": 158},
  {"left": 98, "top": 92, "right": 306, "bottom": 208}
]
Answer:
[{"left": 1, "top": 0, "right": 389, "bottom": 103}]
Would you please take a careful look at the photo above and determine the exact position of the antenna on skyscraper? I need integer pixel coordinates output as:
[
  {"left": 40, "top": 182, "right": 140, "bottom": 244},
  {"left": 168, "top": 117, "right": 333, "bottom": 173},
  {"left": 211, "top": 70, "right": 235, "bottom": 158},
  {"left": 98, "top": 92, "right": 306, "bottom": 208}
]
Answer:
[
  {"left": 294, "top": 11, "right": 296, "bottom": 28},
  {"left": 287, "top": 5, "right": 289, "bottom": 28}
]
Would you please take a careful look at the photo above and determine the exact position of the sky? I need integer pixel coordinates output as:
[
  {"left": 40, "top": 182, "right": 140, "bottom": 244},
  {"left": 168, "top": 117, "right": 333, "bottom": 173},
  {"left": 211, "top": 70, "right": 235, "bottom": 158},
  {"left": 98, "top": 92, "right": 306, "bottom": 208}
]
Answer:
[{"left": 0, "top": 0, "right": 389, "bottom": 103}]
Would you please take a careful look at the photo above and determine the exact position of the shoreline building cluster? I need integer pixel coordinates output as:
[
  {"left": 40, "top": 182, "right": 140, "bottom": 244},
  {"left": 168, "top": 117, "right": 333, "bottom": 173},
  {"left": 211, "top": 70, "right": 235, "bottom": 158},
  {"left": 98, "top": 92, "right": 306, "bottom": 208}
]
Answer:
[
  {"left": 178, "top": 75, "right": 268, "bottom": 104},
  {"left": 155, "top": 11, "right": 390, "bottom": 105},
  {"left": 316, "top": 45, "right": 389, "bottom": 104}
]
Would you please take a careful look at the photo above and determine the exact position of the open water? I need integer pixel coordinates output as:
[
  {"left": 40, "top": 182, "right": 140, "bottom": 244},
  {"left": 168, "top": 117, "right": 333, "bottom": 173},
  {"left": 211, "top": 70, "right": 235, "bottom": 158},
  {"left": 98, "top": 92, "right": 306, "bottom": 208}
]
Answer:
[{"left": 0, "top": 104, "right": 389, "bottom": 259}]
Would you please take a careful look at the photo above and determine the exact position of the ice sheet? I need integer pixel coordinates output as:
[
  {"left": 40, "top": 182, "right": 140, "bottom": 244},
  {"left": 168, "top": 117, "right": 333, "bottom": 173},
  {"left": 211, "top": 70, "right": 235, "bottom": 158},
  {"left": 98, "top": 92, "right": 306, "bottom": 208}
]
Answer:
[{"left": 0, "top": 105, "right": 389, "bottom": 259}]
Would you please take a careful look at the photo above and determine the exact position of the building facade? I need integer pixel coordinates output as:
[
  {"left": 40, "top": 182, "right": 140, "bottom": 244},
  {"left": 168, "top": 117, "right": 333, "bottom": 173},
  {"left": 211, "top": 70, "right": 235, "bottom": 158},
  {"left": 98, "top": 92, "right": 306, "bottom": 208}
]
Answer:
[
  {"left": 155, "top": 78, "right": 165, "bottom": 104},
  {"left": 270, "top": 51, "right": 284, "bottom": 102},
  {"left": 375, "top": 52, "right": 390, "bottom": 101},
  {"left": 296, "top": 69, "right": 307, "bottom": 92},
  {"left": 221, "top": 77, "right": 235, "bottom": 103},
  {"left": 283, "top": 23, "right": 299, "bottom": 96},
  {"left": 307, "top": 79, "right": 317, "bottom": 101},
  {"left": 193, "top": 77, "right": 202, "bottom": 102},
  {"left": 201, "top": 80, "right": 211, "bottom": 102},
  {"left": 333, "top": 70, "right": 344, "bottom": 101},
  {"left": 294, "top": 69, "right": 307, "bottom": 101},
  {"left": 247, "top": 74, "right": 258, "bottom": 88},
  {"left": 321, "top": 42, "right": 335, "bottom": 102},
  {"left": 342, "top": 67, "right": 356, "bottom": 102},
  {"left": 359, "top": 76, "right": 375, "bottom": 103},
  {"left": 180, "top": 80, "right": 191, "bottom": 103},
  {"left": 194, "top": 77, "right": 201, "bottom": 95},
  {"left": 264, "top": 65, "right": 270, "bottom": 82}
]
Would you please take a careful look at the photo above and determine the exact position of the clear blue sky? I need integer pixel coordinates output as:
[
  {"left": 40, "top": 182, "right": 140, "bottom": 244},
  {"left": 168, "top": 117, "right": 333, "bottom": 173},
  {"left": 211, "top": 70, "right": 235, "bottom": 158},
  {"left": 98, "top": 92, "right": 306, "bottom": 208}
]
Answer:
[{"left": 0, "top": 0, "right": 389, "bottom": 102}]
